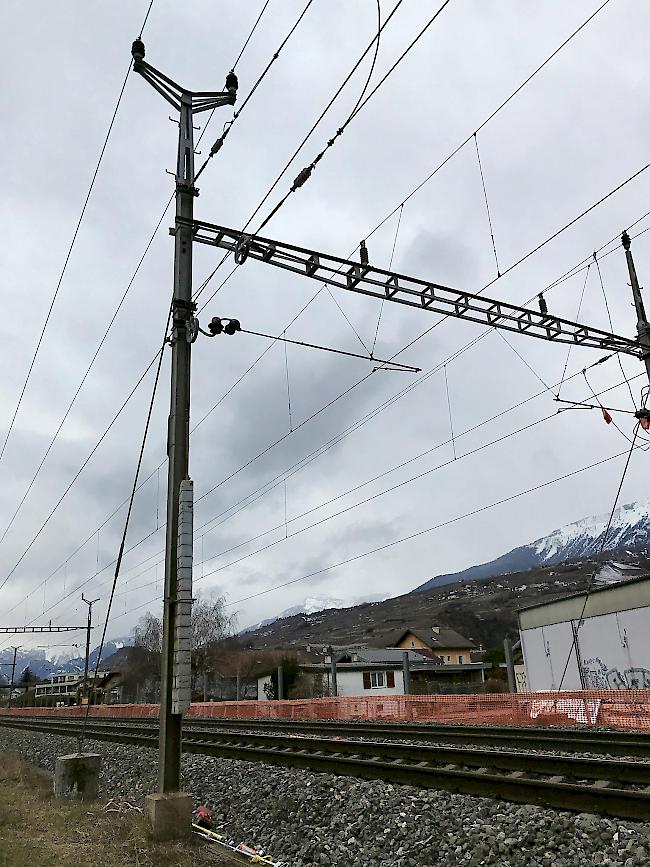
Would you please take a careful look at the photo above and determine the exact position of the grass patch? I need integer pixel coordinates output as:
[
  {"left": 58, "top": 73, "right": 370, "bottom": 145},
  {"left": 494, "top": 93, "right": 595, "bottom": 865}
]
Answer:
[{"left": 0, "top": 752, "right": 240, "bottom": 866}]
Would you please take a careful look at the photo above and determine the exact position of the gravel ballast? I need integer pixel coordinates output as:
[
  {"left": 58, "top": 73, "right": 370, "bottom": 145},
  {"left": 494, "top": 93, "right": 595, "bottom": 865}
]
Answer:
[{"left": 1, "top": 726, "right": 649, "bottom": 866}]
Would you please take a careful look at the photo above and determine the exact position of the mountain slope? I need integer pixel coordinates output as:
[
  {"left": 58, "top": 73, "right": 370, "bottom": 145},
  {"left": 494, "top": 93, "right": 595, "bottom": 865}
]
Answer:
[{"left": 414, "top": 500, "right": 650, "bottom": 592}]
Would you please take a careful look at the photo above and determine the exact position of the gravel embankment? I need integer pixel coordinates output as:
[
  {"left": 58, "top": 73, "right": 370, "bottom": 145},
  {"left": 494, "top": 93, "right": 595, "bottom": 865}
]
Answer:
[{"left": 1, "top": 726, "right": 649, "bottom": 867}]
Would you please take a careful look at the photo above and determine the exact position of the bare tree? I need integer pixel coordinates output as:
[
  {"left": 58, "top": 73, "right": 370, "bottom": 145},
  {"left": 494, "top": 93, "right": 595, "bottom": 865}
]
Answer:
[
  {"left": 192, "top": 593, "right": 234, "bottom": 700},
  {"left": 122, "top": 613, "right": 163, "bottom": 702}
]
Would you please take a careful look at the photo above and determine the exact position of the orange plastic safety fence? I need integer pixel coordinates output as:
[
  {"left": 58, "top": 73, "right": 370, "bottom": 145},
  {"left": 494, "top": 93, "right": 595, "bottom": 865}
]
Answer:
[{"left": 1, "top": 690, "right": 650, "bottom": 730}]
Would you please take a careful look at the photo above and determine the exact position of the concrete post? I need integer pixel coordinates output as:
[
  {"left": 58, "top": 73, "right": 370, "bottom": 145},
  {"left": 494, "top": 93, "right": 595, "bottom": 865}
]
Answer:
[
  {"left": 54, "top": 753, "right": 101, "bottom": 800},
  {"left": 236, "top": 671, "right": 241, "bottom": 702},
  {"left": 277, "top": 665, "right": 284, "bottom": 700},
  {"left": 402, "top": 651, "right": 411, "bottom": 695}
]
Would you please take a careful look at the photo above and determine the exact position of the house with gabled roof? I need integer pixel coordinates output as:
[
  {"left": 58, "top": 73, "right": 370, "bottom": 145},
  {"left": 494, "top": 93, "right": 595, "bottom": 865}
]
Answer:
[{"left": 390, "top": 625, "right": 475, "bottom": 665}]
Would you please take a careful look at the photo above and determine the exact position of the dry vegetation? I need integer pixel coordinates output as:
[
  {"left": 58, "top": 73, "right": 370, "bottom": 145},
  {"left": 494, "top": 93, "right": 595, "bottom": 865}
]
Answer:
[{"left": 0, "top": 752, "right": 240, "bottom": 867}]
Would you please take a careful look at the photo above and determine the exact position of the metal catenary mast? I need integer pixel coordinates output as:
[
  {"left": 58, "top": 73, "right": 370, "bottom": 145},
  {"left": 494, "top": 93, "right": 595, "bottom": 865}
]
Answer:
[{"left": 131, "top": 38, "right": 237, "bottom": 797}]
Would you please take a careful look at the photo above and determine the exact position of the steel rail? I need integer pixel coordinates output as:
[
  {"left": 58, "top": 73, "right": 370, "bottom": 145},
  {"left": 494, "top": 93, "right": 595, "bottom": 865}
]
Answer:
[
  {"left": 2, "top": 716, "right": 649, "bottom": 819},
  {"left": 8, "top": 714, "right": 648, "bottom": 756}
]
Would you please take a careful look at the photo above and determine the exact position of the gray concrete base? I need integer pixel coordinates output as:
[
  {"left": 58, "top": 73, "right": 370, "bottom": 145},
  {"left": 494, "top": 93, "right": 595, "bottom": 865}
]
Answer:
[
  {"left": 54, "top": 753, "right": 101, "bottom": 800},
  {"left": 145, "top": 791, "right": 192, "bottom": 840}
]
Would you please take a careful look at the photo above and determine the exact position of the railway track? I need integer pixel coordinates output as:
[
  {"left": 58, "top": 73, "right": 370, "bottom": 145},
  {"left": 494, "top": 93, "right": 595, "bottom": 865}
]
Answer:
[{"left": 1, "top": 714, "right": 650, "bottom": 820}]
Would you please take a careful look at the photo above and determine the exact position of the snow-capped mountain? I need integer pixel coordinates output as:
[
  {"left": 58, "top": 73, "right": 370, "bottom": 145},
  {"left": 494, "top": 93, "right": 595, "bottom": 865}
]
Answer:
[
  {"left": 0, "top": 637, "right": 132, "bottom": 683},
  {"left": 241, "top": 594, "right": 387, "bottom": 633},
  {"left": 414, "top": 500, "right": 650, "bottom": 592}
]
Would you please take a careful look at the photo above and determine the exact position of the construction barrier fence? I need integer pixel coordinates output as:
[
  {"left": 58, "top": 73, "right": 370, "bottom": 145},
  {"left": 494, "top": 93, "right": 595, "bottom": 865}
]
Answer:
[{"left": 1, "top": 690, "right": 650, "bottom": 730}]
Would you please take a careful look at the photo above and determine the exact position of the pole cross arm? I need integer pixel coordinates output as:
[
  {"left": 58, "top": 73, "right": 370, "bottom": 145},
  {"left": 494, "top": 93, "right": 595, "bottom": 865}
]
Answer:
[
  {"left": 132, "top": 59, "right": 236, "bottom": 114},
  {"left": 190, "top": 219, "right": 642, "bottom": 359}
]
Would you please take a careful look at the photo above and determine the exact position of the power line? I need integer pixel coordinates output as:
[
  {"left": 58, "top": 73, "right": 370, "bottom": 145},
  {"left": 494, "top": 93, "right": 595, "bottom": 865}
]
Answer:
[
  {"left": 193, "top": 0, "right": 409, "bottom": 304},
  {"left": 119, "top": 441, "right": 645, "bottom": 619},
  {"left": 0, "top": 345, "right": 166, "bottom": 595},
  {"left": 116, "top": 357, "right": 642, "bottom": 601},
  {"left": 231, "top": 0, "right": 273, "bottom": 71},
  {"left": 363, "top": 0, "right": 615, "bottom": 243},
  {"left": 0, "top": 4, "right": 313, "bottom": 589},
  {"left": 195, "top": 0, "right": 315, "bottom": 183},
  {"left": 0, "top": 198, "right": 173, "bottom": 549},
  {"left": 0, "top": 0, "right": 156, "bottom": 471},
  {"left": 47, "top": 358, "right": 640, "bottom": 621},
  {"left": 556, "top": 419, "right": 642, "bottom": 691},
  {"left": 9, "top": 204, "right": 642, "bottom": 629}
]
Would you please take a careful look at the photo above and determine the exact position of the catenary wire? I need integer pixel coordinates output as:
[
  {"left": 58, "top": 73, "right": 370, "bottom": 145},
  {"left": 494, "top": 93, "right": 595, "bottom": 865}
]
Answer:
[
  {"left": 115, "top": 361, "right": 644, "bottom": 601},
  {"left": 0, "top": 0, "right": 156, "bottom": 470},
  {"left": 35, "top": 359, "right": 642, "bottom": 626},
  {"left": 16, "top": 207, "right": 643, "bottom": 630},
  {"left": 118, "top": 440, "right": 646, "bottom": 619}
]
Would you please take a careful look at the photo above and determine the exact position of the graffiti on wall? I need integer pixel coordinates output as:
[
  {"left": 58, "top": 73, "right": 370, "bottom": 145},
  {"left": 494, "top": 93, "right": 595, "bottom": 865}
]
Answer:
[{"left": 582, "top": 656, "right": 650, "bottom": 689}]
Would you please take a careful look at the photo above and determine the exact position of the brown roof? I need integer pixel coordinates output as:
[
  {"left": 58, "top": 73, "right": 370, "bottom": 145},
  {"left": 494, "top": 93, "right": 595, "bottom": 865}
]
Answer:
[{"left": 391, "top": 626, "right": 475, "bottom": 651}]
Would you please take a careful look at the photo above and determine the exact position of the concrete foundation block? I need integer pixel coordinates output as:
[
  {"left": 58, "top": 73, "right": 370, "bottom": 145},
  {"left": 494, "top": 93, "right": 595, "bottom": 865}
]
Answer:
[
  {"left": 54, "top": 753, "right": 101, "bottom": 800},
  {"left": 145, "top": 791, "right": 192, "bottom": 839}
]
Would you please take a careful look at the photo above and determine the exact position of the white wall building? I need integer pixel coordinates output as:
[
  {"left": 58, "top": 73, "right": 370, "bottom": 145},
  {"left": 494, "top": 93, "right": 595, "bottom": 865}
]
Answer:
[{"left": 518, "top": 575, "right": 650, "bottom": 691}]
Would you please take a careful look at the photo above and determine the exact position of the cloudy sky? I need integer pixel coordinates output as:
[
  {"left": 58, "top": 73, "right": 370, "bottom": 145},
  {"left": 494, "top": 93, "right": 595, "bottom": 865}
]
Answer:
[{"left": 1, "top": 0, "right": 650, "bottom": 653}]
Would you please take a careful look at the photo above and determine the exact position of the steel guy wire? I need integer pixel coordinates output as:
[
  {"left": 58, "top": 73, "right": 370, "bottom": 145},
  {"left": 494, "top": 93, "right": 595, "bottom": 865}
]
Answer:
[
  {"left": 371, "top": 203, "right": 404, "bottom": 357},
  {"left": 79, "top": 331, "right": 165, "bottom": 749},
  {"left": 0, "top": 0, "right": 157, "bottom": 472},
  {"left": 474, "top": 132, "right": 500, "bottom": 277},
  {"left": 556, "top": 263, "right": 592, "bottom": 400}
]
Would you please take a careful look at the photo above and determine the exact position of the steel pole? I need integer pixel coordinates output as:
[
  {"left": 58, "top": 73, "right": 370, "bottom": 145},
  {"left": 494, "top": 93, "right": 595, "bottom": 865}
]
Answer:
[
  {"left": 503, "top": 638, "right": 516, "bottom": 693},
  {"left": 159, "top": 93, "right": 195, "bottom": 793},
  {"left": 8, "top": 647, "right": 19, "bottom": 709},
  {"left": 622, "top": 232, "right": 650, "bottom": 387},
  {"left": 328, "top": 646, "right": 338, "bottom": 697},
  {"left": 402, "top": 651, "right": 411, "bottom": 695},
  {"left": 277, "top": 665, "right": 284, "bottom": 700}
]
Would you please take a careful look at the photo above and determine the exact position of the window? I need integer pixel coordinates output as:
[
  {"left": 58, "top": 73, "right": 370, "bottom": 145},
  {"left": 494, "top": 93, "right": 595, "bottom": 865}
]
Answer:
[
  {"left": 458, "top": 655, "right": 464, "bottom": 664},
  {"left": 446, "top": 655, "right": 451, "bottom": 662},
  {"left": 370, "top": 671, "right": 385, "bottom": 688}
]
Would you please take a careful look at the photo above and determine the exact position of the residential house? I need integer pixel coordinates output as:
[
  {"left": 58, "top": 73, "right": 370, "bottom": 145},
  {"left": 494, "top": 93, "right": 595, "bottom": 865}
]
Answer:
[{"left": 391, "top": 626, "right": 475, "bottom": 665}]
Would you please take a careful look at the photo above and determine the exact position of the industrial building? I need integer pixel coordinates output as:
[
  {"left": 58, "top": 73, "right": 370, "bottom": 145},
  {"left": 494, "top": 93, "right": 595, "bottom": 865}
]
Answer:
[{"left": 518, "top": 575, "right": 650, "bottom": 691}]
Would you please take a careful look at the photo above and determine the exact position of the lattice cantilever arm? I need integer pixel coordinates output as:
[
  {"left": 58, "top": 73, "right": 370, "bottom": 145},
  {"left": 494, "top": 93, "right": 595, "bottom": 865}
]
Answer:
[{"left": 188, "top": 219, "right": 642, "bottom": 359}]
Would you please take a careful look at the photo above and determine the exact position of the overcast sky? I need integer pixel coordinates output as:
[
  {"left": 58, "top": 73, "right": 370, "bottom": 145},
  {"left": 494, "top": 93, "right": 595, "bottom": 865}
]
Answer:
[{"left": 1, "top": 0, "right": 650, "bottom": 653}]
